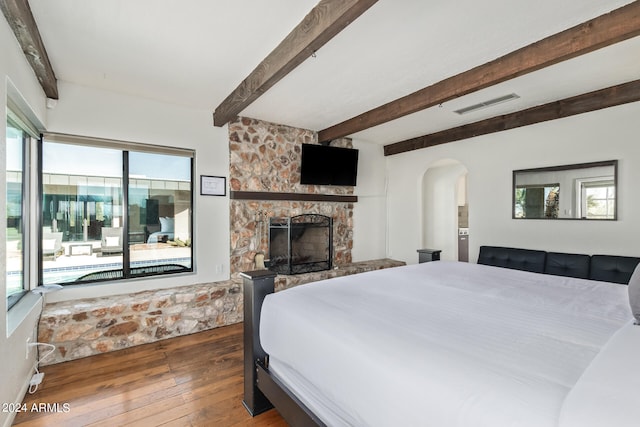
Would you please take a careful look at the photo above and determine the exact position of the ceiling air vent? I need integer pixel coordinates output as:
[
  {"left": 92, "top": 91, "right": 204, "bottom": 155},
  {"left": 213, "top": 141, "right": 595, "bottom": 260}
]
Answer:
[{"left": 453, "top": 93, "right": 520, "bottom": 115}]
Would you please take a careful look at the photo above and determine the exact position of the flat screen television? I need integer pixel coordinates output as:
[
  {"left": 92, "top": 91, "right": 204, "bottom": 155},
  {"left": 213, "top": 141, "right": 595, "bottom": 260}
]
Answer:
[{"left": 300, "top": 144, "right": 359, "bottom": 186}]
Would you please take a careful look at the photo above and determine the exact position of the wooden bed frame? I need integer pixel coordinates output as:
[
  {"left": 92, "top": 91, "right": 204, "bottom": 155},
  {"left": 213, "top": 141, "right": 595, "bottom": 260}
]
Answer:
[
  {"left": 240, "top": 270, "right": 325, "bottom": 426},
  {"left": 240, "top": 248, "right": 640, "bottom": 426}
]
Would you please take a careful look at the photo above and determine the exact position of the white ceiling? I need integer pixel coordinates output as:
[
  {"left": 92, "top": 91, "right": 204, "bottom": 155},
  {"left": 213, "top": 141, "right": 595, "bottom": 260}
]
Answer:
[{"left": 27, "top": 0, "right": 640, "bottom": 146}]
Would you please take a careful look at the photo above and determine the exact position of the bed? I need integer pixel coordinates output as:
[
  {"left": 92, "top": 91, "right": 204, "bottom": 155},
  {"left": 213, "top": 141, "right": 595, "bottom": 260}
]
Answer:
[{"left": 241, "top": 253, "right": 640, "bottom": 427}]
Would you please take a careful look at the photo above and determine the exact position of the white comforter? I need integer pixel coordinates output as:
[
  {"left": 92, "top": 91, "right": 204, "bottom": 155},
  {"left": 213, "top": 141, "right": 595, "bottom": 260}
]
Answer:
[{"left": 260, "top": 261, "right": 635, "bottom": 427}]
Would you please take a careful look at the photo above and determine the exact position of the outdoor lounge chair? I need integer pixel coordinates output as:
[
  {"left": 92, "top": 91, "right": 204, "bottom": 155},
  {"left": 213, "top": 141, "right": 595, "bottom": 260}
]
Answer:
[
  {"left": 42, "top": 232, "right": 64, "bottom": 260},
  {"left": 101, "top": 227, "right": 123, "bottom": 255}
]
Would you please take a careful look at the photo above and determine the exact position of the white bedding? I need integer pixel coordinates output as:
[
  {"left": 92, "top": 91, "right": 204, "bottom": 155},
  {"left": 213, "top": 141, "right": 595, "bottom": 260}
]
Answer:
[
  {"left": 559, "top": 322, "right": 640, "bottom": 427},
  {"left": 259, "top": 261, "right": 634, "bottom": 427}
]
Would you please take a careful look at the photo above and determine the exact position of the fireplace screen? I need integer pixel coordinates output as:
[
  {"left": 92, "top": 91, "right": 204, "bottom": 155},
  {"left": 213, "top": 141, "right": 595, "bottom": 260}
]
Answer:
[{"left": 268, "top": 214, "right": 333, "bottom": 275}]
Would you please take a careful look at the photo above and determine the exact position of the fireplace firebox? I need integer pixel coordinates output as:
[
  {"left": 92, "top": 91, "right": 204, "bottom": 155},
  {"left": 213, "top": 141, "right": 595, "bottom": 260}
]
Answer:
[{"left": 268, "top": 214, "right": 333, "bottom": 275}]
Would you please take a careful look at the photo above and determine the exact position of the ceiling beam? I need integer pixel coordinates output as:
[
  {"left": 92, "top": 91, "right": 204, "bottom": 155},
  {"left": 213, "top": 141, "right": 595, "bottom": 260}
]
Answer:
[
  {"left": 318, "top": 1, "right": 640, "bottom": 143},
  {"left": 0, "top": 0, "right": 58, "bottom": 99},
  {"left": 383, "top": 79, "right": 640, "bottom": 156},
  {"left": 213, "top": 0, "right": 378, "bottom": 127}
]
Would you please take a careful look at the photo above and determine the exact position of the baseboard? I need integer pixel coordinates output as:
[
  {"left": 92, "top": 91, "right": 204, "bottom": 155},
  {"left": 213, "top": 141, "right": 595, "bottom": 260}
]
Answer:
[{"left": 1, "top": 365, "right": 34, "bottom": 427}]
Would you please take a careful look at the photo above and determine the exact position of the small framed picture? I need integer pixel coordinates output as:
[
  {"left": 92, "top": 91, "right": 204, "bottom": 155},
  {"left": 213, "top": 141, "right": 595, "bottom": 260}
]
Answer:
[{"left": 200, "top": 175, "right": 226, "bottom": 196}]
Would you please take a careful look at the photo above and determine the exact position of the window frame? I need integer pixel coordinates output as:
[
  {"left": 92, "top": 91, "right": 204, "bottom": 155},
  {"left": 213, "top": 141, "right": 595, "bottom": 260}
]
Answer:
[
  {"left": 38, "top": 133, "right": 195, "bottom": 286},
  {"left": 6, "top": 108, "right": 36, "bottom": 310}
]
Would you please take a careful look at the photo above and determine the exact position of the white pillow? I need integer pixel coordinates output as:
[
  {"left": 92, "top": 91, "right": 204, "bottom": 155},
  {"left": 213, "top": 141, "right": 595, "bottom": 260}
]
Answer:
[
  {"left": 43, "top": 239, "right": 56, "bottom": 251},
  {"left": 628, "top": 264, "right": 640, "bottom": 325},
  {"left": 105, "top": 236, "right": 120, "bottom": 247},
  {"left": 159, "top": 217, "right": 174, "bottom": 233}
]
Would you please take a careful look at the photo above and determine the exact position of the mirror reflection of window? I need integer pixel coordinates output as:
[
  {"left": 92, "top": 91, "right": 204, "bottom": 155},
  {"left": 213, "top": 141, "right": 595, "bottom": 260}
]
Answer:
[
  {"left": 545, "top": 186, "right": 560, "bottom": 218},
  {"left": 514, "top": 184, "right": 559, "bottom": 219},
  {"left": 578, "top": 178, "right": 615, "bottom": 219}
]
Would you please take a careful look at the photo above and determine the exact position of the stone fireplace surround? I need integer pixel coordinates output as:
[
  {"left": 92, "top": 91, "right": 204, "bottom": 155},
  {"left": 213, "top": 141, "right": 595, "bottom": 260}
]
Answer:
[
  {"left": 229, "top": 117, "right": 355, "bottom": 279},
  {"left": 36, "top": 117, "right": 403, "bottom": 365}
]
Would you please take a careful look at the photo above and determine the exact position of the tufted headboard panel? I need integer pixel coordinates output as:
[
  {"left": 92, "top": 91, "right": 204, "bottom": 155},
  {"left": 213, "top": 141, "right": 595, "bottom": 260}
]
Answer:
[
  {"left": 544, "top": 252, "right": 591, "bottom": 280},
  {"left": 477, "top": 246, "right": 546, "bottom": 273},
  {"left": 590, "top": 255, "right": 640, "bottom": 285},
  {"left": 477, "top": 246, "right": 640, "bottom": 285}
]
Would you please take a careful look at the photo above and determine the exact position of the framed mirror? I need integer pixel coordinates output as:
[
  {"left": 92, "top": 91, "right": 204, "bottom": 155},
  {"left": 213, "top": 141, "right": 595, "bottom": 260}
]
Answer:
[{"left": 513, "top": 160, "right": 617, "bottom": 220}]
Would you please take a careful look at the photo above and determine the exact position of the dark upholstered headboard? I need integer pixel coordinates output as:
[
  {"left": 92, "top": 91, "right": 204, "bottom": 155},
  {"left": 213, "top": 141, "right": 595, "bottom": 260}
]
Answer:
[
  {"left": 477, "top": 246, "right": 546, "bottom": 273},
  {"left": 545, "top": 252, "right": 591, "bottom": 280},
  {"left": 590, "top": 255, "right": 640, "bottom": 285},
  {"left": 478, "top": 246, "right": 640, "bottom": 285}
]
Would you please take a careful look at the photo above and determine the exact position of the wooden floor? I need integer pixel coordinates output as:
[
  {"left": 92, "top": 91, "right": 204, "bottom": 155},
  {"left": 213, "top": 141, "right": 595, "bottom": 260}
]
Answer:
[{"left": 13, "top": 323, "right": 287, "bottom": 427}]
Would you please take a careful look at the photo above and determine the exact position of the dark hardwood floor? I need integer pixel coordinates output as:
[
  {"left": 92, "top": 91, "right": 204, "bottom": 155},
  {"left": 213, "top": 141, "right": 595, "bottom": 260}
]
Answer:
[{"left": 13, "top": 323, "right": 287, "bottom": 427}]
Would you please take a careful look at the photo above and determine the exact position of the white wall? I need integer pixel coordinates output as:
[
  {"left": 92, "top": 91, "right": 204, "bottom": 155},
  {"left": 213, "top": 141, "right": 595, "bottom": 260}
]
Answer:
[
  {"left": 421, "top": 161, "right": 467, "bottom": 261},
  {"left": 1, "top": 16, "right": 48, "bottom": 427},
  {"left": 351, "top": 140, "right": 387, "bottom": 261},
  {"left": 386, "top": 101, "right": 640, "bottom": 265},
  {"left": 44, "top": 81, "right": 231, "bottom": 302}
]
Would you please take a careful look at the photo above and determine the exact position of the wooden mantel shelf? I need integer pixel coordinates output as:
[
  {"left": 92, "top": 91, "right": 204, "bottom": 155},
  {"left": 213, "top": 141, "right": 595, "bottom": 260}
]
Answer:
[{"left": 230, "top": 191, "right": 357, "bottom": 203}]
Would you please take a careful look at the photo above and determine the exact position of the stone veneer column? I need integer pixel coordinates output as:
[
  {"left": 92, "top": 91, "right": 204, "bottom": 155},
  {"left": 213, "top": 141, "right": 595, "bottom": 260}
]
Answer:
[{"left": 229, "top": 117, "right": 354, "bottom": 277}]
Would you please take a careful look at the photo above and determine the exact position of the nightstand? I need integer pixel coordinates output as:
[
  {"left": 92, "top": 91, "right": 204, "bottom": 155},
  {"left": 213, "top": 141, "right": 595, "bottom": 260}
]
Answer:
[{"left": 417, "top": 249, "right": 441, "bottom": 263}]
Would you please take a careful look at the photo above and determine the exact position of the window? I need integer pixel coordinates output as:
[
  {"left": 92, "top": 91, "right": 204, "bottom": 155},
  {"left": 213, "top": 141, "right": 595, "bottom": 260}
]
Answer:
[
  {"left": 6, "top": 110, "right": 34, "bottom": 309},
  {"left": 578, "top": 178, "right": 615, "bottom": 220},
  {"left": 128, "top": 152, "right": 192, "bottom": 277},
  {"left": 40, "top": 134, "right": 193, "bottom": 285}
]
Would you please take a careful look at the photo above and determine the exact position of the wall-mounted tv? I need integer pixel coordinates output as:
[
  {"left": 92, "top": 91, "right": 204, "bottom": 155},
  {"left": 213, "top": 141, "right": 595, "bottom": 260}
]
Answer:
[{"left": 300, "top": 144, "right": 359, "bottom": 186}]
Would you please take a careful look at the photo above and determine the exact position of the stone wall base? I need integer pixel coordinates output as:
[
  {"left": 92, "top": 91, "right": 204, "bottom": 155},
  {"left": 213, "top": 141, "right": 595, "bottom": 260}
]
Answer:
[{"left": 38, "top": 259, "right": 405, "bottom": 365}]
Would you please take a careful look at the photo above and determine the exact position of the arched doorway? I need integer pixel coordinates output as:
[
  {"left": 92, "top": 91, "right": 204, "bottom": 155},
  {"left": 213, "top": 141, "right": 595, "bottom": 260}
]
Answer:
[{"left": 421, "top": 159, "right": 468, "bottom": 261}]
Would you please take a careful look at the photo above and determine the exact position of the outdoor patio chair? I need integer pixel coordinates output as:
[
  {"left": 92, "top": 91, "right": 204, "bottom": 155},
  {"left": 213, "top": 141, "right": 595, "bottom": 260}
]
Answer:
[
  {"left": 101, "top": 227, "right": 123, "bottom": 255},
  {"left": 42, "top": 232, "right": 64, "bottom": 260}
]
